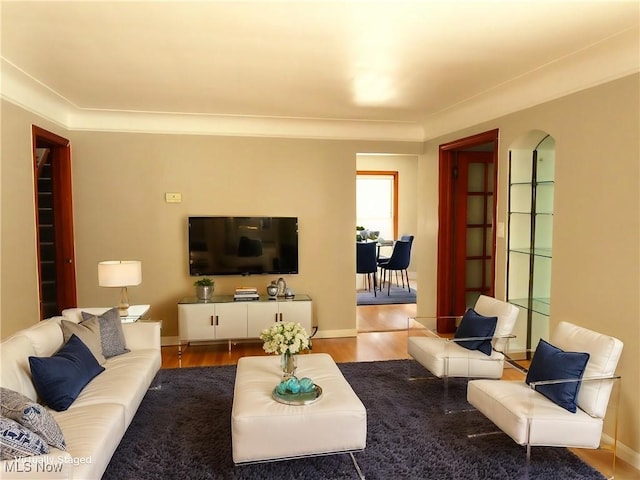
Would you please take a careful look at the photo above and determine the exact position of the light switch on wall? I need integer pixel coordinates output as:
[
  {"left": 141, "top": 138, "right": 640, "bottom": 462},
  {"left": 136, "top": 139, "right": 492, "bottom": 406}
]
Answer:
[{"left": 165, "top": 192, "right": 182, "bottom": 203}]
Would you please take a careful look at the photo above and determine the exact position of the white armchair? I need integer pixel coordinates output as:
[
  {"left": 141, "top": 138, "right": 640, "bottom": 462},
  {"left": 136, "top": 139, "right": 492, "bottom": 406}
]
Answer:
[
  {"left": 407, "top": 296, "right": 519, "bottom": 413},
  {"left": 408, "top": 295, "right": 519, "bottom": 378},
  {"left": 467, "top": 321, "right": 623, "bottom": 479}
]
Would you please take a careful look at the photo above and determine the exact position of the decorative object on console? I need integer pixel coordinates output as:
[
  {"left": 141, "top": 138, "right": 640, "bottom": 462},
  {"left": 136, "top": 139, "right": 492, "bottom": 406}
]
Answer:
[
  {"left": 98, "top": 260, "right": 142, "bottom": 316},
  {"left": 276, "top": 277, "right": 287, "bottom": 297},
  {"left": 234, "top": 287, "right": 259, "bottom": 301},
  {"left": 260, "top": 321, "right": 309, "bottom": 380},
  {"left": 193, "top": 277, "right": 215, "bottom": 301},
  {"left": 284, "top": 287, "right": 295, "bottom": 299},
  {"left": 266, "top": 281, "right": 279, "bottom": 298}
]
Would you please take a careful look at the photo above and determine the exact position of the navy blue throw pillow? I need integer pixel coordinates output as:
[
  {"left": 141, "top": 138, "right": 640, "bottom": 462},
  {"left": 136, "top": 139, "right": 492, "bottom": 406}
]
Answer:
[
  {"left": 29, "top": 334, "right": 105, "bottom": 412},
  {"left": 525, "top": 339, "right": 590, "bottom": 413},
  {"left": 454, "top": 308, "right": 497, "bottom": 356}
]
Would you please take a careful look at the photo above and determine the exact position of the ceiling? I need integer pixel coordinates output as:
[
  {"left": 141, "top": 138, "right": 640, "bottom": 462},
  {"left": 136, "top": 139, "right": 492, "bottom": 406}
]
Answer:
[{"left": 1, "top": 1, "right": 638, "bottom": 141}]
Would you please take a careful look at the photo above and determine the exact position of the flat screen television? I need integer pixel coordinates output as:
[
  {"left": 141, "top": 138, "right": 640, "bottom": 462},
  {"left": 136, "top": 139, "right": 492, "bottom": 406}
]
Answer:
[{"left": 188, "top": 216, "right": 299, "bottom": 276}]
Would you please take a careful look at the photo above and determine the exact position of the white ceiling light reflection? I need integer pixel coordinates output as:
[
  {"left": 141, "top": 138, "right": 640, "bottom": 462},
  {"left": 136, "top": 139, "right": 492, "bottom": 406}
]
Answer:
[{"left": 353, "top": 72, "right": 397, "bottom": 106}]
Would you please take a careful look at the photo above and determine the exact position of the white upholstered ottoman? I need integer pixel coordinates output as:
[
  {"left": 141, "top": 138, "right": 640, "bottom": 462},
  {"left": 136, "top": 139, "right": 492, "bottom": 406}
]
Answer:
[{"left": 231, "top": 353, "right": 367, "bottom": 468}]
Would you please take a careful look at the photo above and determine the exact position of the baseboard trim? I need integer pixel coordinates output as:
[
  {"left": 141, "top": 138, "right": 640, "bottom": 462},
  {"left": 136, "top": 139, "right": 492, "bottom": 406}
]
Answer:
[
  {"left": 602, "top": 434, "right": 640, "bottom": 470},
  {"left": 161, "top": 336, "right": 180, "bottom": 346},
  {"left": 312, "top": 328, "right": 358, "bottom": 339},
  {"left": 160, "top": 330, "right": 358, "bottom": 346}
]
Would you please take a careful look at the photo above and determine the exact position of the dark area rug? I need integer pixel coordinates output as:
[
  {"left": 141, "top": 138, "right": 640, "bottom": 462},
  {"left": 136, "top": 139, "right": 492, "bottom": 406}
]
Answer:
[
  {"left": 103, "top": 360, "right": 604, "bottom": 480},
  {"left": 357, "top": 285, "right": 416, "bottom": 305}
]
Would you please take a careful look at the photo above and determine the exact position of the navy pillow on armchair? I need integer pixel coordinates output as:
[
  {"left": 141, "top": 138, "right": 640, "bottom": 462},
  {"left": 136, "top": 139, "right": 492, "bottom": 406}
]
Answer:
[
  {"left": 525, "top": 339, "right": 590, "bottom": 413},
  {"left": 454, "top": 308, "right": 497, "bottom": 356}
]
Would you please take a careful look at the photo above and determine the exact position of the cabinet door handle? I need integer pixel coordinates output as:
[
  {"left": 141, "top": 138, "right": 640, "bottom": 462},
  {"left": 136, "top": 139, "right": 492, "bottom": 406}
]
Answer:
[
  {"left": 275, "top": 313, "right": 278, "bottom": 322},
  {"left": 211, "top": 315, "right": 214, "bottom": 326},
  {"left": 279, "top": 313, "right": 283, "bottom": 322},
  {"left": 215, "top": 315, "right": 219, "bottom": 326}
]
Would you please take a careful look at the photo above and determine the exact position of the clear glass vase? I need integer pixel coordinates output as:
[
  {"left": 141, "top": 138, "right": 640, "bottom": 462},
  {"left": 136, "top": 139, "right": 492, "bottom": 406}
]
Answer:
[{"left": 281, "top": 352, "right": 297, "bottom": 380}]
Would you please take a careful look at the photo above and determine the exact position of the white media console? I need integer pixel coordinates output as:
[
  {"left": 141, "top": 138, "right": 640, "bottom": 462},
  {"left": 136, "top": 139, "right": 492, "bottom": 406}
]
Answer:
[{"left": 177, "top": 294, "right": 313, "bottom": 355}]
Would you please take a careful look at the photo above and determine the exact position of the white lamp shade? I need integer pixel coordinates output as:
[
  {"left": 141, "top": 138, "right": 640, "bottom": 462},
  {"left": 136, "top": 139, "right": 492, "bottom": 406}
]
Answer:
[{"left": 98, "top": 261, "right": 142, "bottom": 287}]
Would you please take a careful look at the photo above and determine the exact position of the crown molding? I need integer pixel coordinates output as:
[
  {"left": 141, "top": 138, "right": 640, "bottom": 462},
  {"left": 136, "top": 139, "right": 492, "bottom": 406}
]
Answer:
[
  {"left": 0, "top": 58, "right": 424, "bottom": 142},
  {"left": 1, "top": 59, "right": 72, "bottom": 129},
  {"left": 421, "top": 27, "right": 640, "bottom": 141},
  {"left": 66, "top": 109, "right": 426, "bottom": 142}
]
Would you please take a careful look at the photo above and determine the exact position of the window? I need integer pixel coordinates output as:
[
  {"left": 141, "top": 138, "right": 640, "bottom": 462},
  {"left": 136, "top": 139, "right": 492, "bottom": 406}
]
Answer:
[{"left": 356, "top": 171, "right": 398, "bottom": 241}]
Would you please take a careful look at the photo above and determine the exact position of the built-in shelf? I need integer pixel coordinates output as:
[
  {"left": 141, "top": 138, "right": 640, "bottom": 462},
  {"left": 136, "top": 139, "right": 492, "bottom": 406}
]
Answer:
[
  {"left": 509, "top": 248, "right": 552, "bottom": 258},
  {"left": 508, "top": 297, "right": 551, "bottom": 316},
  {"left": 507, "top": 132, "right": 555, "bottom": 351}
]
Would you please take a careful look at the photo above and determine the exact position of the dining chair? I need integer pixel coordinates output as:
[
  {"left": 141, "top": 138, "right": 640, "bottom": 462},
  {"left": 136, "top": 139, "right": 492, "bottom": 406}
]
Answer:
[
  {"left": 356, "top": 241, "right": 378, "bottom": 296},
  {"left": 377, "top": 235, "right": 413, "bottom": 289},
  {"left": 377, "top": 234, "right": 413, "bottom": 262},
  {"left": 377, "top": 239, "right": 412, "bottom": 295}
]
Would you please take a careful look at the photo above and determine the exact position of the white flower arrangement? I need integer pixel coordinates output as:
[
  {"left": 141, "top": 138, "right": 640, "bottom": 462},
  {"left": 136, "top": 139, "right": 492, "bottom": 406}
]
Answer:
[{"left": 260, "top": 321, "right": 310, "bottom": 355}]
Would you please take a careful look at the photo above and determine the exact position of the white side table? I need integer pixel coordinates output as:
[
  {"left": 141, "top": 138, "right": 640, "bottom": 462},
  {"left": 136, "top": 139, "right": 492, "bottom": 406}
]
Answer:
[{"left": 120, "top": 304, "right": 151, "bottom": 323}]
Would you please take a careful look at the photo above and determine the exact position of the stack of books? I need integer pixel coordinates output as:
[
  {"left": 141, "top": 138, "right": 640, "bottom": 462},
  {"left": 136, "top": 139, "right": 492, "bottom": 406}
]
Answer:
[{"left": 234, "top": 287, "right": 259, "bottom": 301}]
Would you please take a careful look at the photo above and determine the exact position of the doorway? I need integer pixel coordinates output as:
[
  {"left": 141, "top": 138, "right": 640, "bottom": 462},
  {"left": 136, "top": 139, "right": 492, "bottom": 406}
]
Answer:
[
  {"left": 32, "top": 126, "right": 77, "bottom": 319},
  {"left": 437, "top": 129, "right": 499, "bottom": 332}
]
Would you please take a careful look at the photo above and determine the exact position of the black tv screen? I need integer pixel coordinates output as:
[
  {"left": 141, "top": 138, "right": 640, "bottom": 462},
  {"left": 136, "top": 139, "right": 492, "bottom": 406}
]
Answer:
[{"left": 188, "top": 216, "right": 299, "bottom": 276}]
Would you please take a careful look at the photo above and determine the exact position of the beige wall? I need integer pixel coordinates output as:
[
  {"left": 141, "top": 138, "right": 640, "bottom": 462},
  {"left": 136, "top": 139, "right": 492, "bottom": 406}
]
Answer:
[
  {"left": 418, "top": 73, "right": 639, "bottom": 457},
  {"left": 0, "top": 102, "right": 71, "bottom": 336}
]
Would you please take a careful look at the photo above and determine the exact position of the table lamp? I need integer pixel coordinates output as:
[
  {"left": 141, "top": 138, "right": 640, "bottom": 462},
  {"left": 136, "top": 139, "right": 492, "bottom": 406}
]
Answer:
[{"left": 98, "top": 260, "right": 142, "bottom": 316}]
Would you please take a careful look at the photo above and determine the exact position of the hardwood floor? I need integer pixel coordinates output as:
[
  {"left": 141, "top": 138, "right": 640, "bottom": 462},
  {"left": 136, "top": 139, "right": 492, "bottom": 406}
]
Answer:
[
  {"left": 161, "top": 329, "right": 413, "bottom": 368},
  {"left": 160, "top": 303, "right": 639, "bottom": 479},
  {"left": 356, "top": 303, "right": 417, "bottom": 332}
]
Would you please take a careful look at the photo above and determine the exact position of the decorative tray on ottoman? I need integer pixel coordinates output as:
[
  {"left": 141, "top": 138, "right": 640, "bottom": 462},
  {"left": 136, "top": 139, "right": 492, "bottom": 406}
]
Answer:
[{"left": 272, "top": 385, "right": 323, "bottom": 406}]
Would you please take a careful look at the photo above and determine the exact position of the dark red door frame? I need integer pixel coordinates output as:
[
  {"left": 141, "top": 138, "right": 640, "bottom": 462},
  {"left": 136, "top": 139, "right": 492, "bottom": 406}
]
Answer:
[
  {"left": 436, "top": 129, "right": 499, "bottom": 332},
  {"left": 32, "top": 126, "right": 77, "bottom": 318}
]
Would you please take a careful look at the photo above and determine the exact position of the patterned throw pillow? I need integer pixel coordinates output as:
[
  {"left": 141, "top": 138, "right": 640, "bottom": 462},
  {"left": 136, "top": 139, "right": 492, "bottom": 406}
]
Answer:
[
  {"left": 0, "top": 388, "right": 66, "bottom": 450},
  {"left": 81, "top": 307, "right": 130, "bottom": 358},
  {"left": 61, "top": 318, "right": 106, "bottom": 364},
  {"left": 0, "top": 416, "right": 50, "bottom": 460}
]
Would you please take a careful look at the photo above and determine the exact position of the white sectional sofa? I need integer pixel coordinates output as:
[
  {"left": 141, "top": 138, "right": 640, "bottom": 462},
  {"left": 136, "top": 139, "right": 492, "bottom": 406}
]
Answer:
[{"left": 0, "top": 308, "right": 161, "bottom": 479}]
